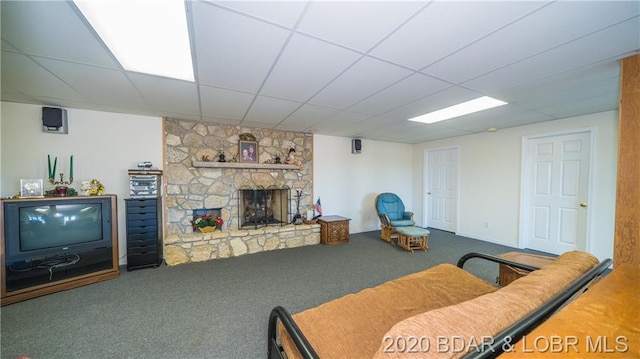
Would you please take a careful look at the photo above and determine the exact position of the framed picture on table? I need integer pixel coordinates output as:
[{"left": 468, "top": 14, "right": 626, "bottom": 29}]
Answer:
[
  {"left": 239, "top": 140, "right": 258, "bottom": 163},
  {"left": 20, "top": 179, "right": 44, "bottom": 198}
]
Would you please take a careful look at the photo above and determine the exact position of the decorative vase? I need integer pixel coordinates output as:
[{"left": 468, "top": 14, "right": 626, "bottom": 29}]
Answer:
[
  {"left": 198, "top": 226, "right": 216, "bottom": 233},
  {"left": 55, "top": 186, "right": 68, "bottom": 196}
]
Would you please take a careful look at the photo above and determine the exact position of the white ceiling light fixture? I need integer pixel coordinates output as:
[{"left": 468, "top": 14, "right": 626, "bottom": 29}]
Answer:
[
  {"left": 74, "top": 0, "right": 194, "bottom": 82},
  {"left": 408, "top": 96, "right": 508, "bottom": 124}
]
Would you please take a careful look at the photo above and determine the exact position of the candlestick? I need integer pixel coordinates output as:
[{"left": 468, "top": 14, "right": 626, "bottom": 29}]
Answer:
[
  {"left": 53, "top": 157, "right": 57, "bottom": 178},
  {"left": 70, "top": 155, "right": 73, "bottom": 179},
  {"left": 48, "top": 155, "right": 52, "bottom": 178}
]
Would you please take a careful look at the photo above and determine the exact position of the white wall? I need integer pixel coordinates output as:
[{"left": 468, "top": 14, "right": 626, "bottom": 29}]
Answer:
[
  {"left": 412, "top": 111, "right": 618, "bottom": 261},
  {"left": 1, "top": 101, "right": 618, "bottom": 261},
  {"left": 313, "top": 135, "right": 413, "bottom": 234},
  {"left": 1, "top": 102, "right": 163, "bottom": 264}
]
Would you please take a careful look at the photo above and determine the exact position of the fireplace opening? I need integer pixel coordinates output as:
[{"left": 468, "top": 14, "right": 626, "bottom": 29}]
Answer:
[{"left": 238, "top": 187, "right": 289, "bottom": 229}]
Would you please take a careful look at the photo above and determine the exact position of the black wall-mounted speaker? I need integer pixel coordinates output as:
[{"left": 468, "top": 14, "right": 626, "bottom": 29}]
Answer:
[
  {"left": 42, "top": 107, "right": 68, "bottom": 134},
  {"left": 352, "top": 138, "right": 362, "bottom": 154}
]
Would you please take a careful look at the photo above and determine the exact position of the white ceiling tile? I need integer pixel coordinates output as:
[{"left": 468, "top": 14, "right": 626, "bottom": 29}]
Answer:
[
  {"left": 199, "top": 86, "right": 255, "bottom": 120},
  {"left": 298, "top": 1, "right": 424, "bottom": 52},
  {"left": 260, "top": 33, "right": 361, "bottom": 101},
  {"left": 36, "top": 57, "right": 147, "bottom": 109},
  {"left": 279, "top": 104, "right": 341, "bottom": 129},
  {"left": 1, "top": 1, "right": 118, "bottom": 68},
  {"left": 1, "top": 39, "right": 17, "bottom": 51},
  {"left": 337, "top": 115, "right": 403, "bottom": 138},
  {"left": 160, "top": 112, "right": 202, "bottom": 122},
  {"left": 349, "top": 73, "right": 451, "bottom": 115},
  {"left": 537, "top": 91, "right": 620, "bottom": 119},
  {"left": 516, "top": 76, "right": 619, "bottom": 113},
  {"left": 129, "top": 73, "right": 200, "bottom": 116},
  {"left": 1, "top": 52, "right": 86, "bottom": 102},
  {"left": 2, "top": 1, "right": 638, "bottom": 144},
  {"left": 442, "top": 105, "right": 552, "bottom": 132},
  {"left": 463, "top": 18, "right": 640, "bottom": 93},
  {"left": 243, "top": 96, "right": 302, "bottom": 125},
  {"left": 370, "top": 1, "right": 546, "bottom": 70},
  {"left": 496, "top": 61, "right": 620, "bottom": 104},
  {"left": 192, "top": 2, "right": 291, "bottom": 92},
  {"left": 309, "top": 57, "right": 413, "bottom": 109},
  {"left": 385, "top": 86, "right": 480, "bottom": 120},
  {"left": 369, "top": 123, "right": 471, "bottom": 144},
  {"left": 307, "top": 111, "right": 373, "bottom": 134},
  {"left": 423, "top": 1, "right": 640, "bottom": 84},
  {"left": 201, "top": 115, "right": 241, "bottom": 126},
  {"left": 213, "top": 1, "right": 308, "bottom": 28}
]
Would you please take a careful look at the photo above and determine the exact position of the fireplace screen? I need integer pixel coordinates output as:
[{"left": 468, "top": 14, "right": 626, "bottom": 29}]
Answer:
[{"left": 238, "top": 187, "right": 289, "bottom": 229}]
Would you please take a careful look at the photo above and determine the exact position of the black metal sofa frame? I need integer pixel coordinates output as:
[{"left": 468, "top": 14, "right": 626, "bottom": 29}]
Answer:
[{"left": 268, "top": 252, "right": 612, "bottom": 359}]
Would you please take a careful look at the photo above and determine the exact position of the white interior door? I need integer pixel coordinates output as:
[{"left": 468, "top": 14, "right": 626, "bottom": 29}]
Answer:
[
  {"left": 425, "top": 148, "right": 458, "bottom": 232},
  {"left": 522, "top": 131, "right": 592, "bottom": 254}
]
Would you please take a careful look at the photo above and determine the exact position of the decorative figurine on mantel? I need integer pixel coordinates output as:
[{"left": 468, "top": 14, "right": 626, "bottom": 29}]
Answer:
[
  {"left": 285, "top": 148, "right": 302, "bottom": 168},
  {"left": 81, "top": 179, "right": 105, "bottom": 196},
  {"left": 218, "top": 149, "right": 226, "bottom": 162}
]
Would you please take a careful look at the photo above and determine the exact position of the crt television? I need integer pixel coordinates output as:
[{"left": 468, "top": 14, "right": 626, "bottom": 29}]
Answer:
[{"left": 3, "top": 196, "right": 114, "bottom": 263}]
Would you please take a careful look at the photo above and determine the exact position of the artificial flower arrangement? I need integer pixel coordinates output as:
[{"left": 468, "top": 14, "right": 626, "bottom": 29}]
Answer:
[
  {"left": 191, "top": 215, "right": 224, "bottom": 231},
  {"left": 81, "top": 179, "right": 105, "bottom": 196}
]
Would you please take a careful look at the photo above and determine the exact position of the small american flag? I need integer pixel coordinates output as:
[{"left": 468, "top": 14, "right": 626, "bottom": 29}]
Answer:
[{"left": 315, "top": 197, "right": 323, "bottom": 216}]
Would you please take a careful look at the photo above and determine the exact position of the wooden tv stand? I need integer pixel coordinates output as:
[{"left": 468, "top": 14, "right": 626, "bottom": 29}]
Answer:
[{"left": 0, "top": 195, "right": 120, "bottom": 306}]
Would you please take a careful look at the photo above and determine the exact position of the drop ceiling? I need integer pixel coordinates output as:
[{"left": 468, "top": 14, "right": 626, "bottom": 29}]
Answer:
[{"left": 1, "top": 1, "right": 639, "bottom": 144}]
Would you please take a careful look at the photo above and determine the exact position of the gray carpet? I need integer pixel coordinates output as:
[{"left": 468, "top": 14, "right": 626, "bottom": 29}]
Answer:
[{"left": 1, "top": 229, "right": 522, "bottom": 359}]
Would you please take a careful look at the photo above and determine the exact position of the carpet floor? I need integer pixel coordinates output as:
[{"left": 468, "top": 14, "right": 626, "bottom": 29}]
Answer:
[{"left": 1, "top": 229, "right": 522, "bottom": 359}]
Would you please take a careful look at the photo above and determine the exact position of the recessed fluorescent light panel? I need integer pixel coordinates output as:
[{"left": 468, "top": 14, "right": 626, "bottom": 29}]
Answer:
[
  {"left": 408, "top": 96, "right": 507, "bottom": 124},
  {"left": 74, "top": 0, "right": 194, "bottom": 82}
]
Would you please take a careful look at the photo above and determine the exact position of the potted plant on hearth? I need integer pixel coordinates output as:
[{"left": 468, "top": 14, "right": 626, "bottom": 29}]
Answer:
[{"left": 191, "top": 215, "right": 224, "bottom": 233}]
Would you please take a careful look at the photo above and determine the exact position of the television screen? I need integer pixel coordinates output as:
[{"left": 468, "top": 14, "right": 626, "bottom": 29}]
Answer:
[{"left": 19, "top": 204, "right": 103, "bottom": 251}]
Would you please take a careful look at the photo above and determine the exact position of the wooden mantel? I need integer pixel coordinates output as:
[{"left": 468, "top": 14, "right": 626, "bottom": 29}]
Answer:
[{"left": 192, "top": 161, "right": 299, "bottom": 170}]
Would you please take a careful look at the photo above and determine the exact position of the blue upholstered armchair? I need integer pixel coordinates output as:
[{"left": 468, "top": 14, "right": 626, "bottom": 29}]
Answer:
[{"left": 375, "top": 192, "right": 415, "bottom": 242}]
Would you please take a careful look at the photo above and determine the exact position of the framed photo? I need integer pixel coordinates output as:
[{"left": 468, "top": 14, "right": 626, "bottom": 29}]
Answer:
[
  {"left": 239, "top": 140, "right": 259, "bottom": 163},
  {"left": 20, "top": 179, "right": 44, "bottom": 198}
]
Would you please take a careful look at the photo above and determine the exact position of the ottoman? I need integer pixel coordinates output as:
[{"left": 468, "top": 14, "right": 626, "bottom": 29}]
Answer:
[{"left": 395, "top": 226, "right": 430, "bottom": 253}]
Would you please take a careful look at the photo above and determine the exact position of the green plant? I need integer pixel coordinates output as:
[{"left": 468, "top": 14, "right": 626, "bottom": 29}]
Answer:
[{"left": 191, "top": 215, "right": 223, "bottom": 230}]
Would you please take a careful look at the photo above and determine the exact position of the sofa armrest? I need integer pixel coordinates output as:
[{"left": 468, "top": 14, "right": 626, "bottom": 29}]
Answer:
[
  {"left": 461, "top": 258, "right": 612, "bottom": 359},
  {"left": 457, "top": 252, "right": 540, "bottom": 273},
  {"left": 268, "top": 306, "right": 318, "bottom": 359}
]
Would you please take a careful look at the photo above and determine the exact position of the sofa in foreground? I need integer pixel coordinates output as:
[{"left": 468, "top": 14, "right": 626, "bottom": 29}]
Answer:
[{"left": 268, "top": 251, "right": 610, "bottom": 359}]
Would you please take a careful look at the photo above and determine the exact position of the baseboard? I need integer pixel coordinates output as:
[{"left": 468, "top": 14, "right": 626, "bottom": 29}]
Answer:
[{"left": 454, "top": 231, "right": 519, "bottom": 248}]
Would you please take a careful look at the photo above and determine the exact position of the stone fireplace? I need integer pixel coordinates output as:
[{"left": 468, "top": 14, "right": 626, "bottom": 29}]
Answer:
[{"left": 163, "top": 119, "right": 319, "bottom": 265}]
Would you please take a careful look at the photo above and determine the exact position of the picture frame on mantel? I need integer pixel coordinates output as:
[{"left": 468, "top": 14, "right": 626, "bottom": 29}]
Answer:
[
  {"left": 239, "top": 140, "right": 258, "bottom": 163},
  {"left": 20, "top": 178, "right": 44, "bottom": 198}
]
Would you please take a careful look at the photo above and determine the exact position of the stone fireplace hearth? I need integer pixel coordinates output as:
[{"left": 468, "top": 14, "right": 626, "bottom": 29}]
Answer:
[{"left": 163, "top": 119, "right": 318, "bottom": 265}]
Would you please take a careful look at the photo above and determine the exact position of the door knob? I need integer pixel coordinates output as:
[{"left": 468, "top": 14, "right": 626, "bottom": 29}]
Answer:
[
  {"left": 580, "top": 202, "right": 587, "bottom": 207},
  {"left": 427, "top": 192, "right": 431, "bottom": 195}
]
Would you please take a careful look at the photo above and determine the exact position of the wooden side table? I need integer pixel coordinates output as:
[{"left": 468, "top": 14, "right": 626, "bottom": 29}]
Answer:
[
  {"left": 498, "top": 252, "right": 555, "bottom": 286},
  {"left": 317, "top": 216, "right": 350, "bottom": 245}
]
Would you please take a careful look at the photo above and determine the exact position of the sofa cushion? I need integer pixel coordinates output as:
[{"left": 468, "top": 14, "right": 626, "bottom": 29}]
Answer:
[
  {"left": 374, "top": 251, "right": 599, "bottom": 359},
  {"left": 389, "top": 219, "right": 415, "bottom": 227},
  {"left": 280, "top": 263, "right": 498, "bottom": 359}
]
